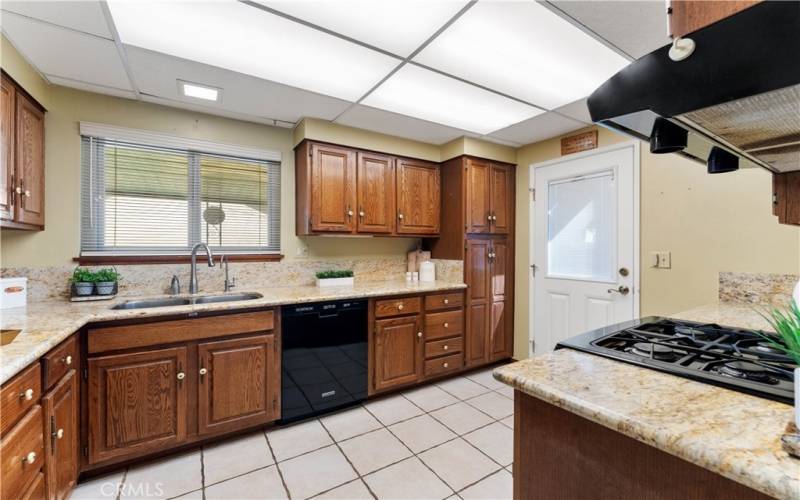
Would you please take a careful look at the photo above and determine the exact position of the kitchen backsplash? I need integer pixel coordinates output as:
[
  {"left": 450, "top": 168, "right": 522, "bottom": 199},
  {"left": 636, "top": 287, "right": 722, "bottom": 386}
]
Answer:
[
  {"left": 718, "top": 271, "right": 798, "bottom": 305},
  {"left": 1, "top": 258, "right": 464, "bottom": 302}
]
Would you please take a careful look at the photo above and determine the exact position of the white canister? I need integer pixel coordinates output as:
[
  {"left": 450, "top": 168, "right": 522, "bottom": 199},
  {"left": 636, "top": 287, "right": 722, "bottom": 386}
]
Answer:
[
  {"left": 0, "top": 277, "right": 28, "bottom": 309},
  {"left": 419, "top": 260, "right": 436, "bottom": 282}
]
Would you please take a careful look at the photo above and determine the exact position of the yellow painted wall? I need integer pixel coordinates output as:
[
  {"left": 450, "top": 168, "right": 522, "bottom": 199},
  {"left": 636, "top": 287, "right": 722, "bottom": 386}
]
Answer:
[{"left": 513, "top": 126, "right": 800, "bottom": 359}]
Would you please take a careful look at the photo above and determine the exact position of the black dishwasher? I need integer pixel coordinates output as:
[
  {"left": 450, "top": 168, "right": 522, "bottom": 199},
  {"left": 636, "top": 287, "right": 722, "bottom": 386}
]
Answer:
[{"left": 280, "top": 299, "right": 367, "bottom": 423}]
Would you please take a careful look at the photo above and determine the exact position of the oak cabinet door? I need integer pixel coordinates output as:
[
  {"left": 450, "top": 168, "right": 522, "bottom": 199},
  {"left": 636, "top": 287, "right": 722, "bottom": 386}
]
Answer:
[
  {"left": 356, "top": 152, "right": 394, "bottom": 234},
  {"left": 489, "top": 239, "right": 513, "bottom": 360},
  {"left": 311, "top": 143, "right": 356, "bottom": 232},
  {"left": 396, "top": 159, "right": 440, "bottom": 235},
  {"left": 374, "top": 315, "right": 423, "bottom": 391},
  {"left": 197, "top": 335, "right": 279, "bottom": 436},
  {"left": 1, "top": 77, "right": 15, "bottom": 222},
  {"left": 88, "top": 347, "right": 188, "bottom": 465},
  {"left": 15, "top": 91, "right": 44, "bottom": 227},
  {"left": 466, "top": 158, "right": 491, "bottom": 234},
  {"left": 489, "top": 164, "right": 512, "bottom": 234},
  {"left": 43, "top": 370, "right": 78, "bottom": 500},
  {"left": 465, "top": 239, "right": 491, "bottom": 366}
]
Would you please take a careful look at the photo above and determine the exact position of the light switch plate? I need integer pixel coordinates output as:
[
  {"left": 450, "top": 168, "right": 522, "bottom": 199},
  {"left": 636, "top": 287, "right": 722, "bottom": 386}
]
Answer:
[{"left": 650, "top": 251, "right": 671, "bottom": 269}]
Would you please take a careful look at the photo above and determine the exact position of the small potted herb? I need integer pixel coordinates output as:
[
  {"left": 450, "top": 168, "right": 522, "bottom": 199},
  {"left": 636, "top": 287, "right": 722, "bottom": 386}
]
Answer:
[
  {"left": 94, "top": 268, "right": 120, "bottom": 295},
  {"left": 70, "top": 267, "right": 96, "bottom": 296},
  {"left": 759, "top": 300, "right": 800, "bottom": 430},
  {"left": 315, "top": 270, "right": 354, "bottom": 287}
]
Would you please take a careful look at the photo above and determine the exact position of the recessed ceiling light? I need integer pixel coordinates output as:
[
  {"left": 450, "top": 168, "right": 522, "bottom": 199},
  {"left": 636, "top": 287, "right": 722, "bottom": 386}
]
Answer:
[
  {"left": 362, "top": 64, "right": 543, "bottom": 135},
  {"left": 413, "top": 1, "right": 630, "bottom": 110},
  {"left": 107, "top": 1, "right": 398, "bottom": 102},
  {"left": 255, "top": 0, "right": 469, "bottom": 57},
  {"left": 178, "top": 80, "right": 220, "bottom": 101}
]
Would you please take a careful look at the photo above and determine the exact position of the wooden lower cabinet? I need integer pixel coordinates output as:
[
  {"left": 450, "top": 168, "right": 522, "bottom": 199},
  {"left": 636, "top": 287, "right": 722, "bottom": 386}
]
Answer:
[
  {"left": 43, "top": 370, "right": 78, "bottom": 500},
  {"left": 489, "top": 238, "right": 513, "bottom": 361},
  {"left": 373, "top": 315, "right": 423, "bottom": 392},
  {"left": 87, "top": 347, "right": 189, "bottom": 465},
  {"left": 1, "top": 405, "right": 44, "bottom": 500},
  {"left": 198, "top": 335, "right": 279, "bottom": 436}
]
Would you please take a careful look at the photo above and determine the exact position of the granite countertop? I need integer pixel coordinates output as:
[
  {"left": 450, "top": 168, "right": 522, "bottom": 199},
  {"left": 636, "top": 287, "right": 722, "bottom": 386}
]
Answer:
[
  {"left": 0, "top": 280, "right": 465, "bottom": 385},
  {"left": 494, "top": 302, "right": 799, "bottom": 500}
]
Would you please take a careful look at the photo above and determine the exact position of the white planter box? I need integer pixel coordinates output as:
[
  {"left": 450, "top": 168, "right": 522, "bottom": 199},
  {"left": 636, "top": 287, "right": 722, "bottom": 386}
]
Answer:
[{"left": 316, "top": 277, "right": 355, "bottom": 287}]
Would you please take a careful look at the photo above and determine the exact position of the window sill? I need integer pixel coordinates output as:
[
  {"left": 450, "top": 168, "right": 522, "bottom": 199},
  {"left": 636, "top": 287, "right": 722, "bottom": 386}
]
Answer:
[{"left": 73, "top": 254, "right": 284, "bottom": 265}]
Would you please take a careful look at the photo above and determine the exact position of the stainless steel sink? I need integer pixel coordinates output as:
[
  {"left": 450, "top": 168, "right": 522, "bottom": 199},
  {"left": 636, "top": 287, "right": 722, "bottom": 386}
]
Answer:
[{"left": 112, "top": 292, "right": 263, "bottom": 310}]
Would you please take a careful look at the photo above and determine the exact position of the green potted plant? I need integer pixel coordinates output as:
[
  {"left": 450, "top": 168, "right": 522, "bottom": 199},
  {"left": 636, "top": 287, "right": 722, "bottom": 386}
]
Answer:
[
  {"left": 70, "top": 267, "right": 96, "bottom": 296},
  {"left": 94, "top": 268, "right": 120, "bottom": 295},
  {"left": 315, "top": 270, "right": 354, "bottom": 287},
  {"left": 759, "top": 300, "right": 800, "bottom": 429}
]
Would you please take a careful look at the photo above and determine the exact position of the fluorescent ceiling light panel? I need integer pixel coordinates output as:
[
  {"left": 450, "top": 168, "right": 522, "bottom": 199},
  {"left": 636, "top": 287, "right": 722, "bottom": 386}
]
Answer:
[
  {"left": 106, "top": 1, "right": 398, "bottom": 101},
  {"left": 179, "top": 81, "right": 220, "bottom": 101},
  {"left": 362, "top": 64, "right": 543, "bottom": 135},
  {"left": 256, "top": 0, "right": 469, "bottom": 57},
  {"left": 413, "top": 1, "right": 630, "bottom": 110}
]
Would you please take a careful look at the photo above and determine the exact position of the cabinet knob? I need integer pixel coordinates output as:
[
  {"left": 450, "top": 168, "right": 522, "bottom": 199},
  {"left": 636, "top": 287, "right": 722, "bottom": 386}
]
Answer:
[
  {"left": 20, "top": 388, "right": 34, "bottom": 401},
  {"left": 22, "top": 452, "right": 36, "bottom": 465},
  {"left": 444, "top": 322, "right": 449, "bottom": 328},
  {"left": 359, "top": 211, "right": 365, "bottom": 217},
  {"left": 417, "top": 331, "right": 422, "bottom": 338},
  {"left": 347, "top": 210, "right": 354, "bottom": 216},
  {"left": 56, "top": 428, "right": 64, "bottom": 439},
  {"left": 199, "top": 368, "right": 208, "bottom": 376},
  {"left": 487, "top": 214, "right": 492, "bottom": 221},
  {"left": 398, "top": 213, "right": 404, "bottom": 220},
  {"left": 443, "top": 345, "right": 449, "bottom": 350},
  {"left": 177, "top": 372, "right": 185, "bottom": 380},
  {"left": 443, "top": 362, "right": 449, "bottom": 368},
  {"left": 397, "top": 303, "right": 404, "bottom": 310},
  {"left": 15, "top": 187, "right": 21, "bottom": 195},
  {"left": 443, "top": 298, "right": 449, "bottom": 304},
  {"left": 63, "top": 355, "right": 73, "bottom": 366},
  {"left": 24, "top": 190, "right": 30, "bottom": 197}
]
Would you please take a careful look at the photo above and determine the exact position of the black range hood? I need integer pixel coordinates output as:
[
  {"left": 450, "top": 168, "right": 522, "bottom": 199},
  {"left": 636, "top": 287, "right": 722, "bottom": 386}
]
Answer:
[{"left": 587, "top": 1, "right": 800, "bottom": 173}]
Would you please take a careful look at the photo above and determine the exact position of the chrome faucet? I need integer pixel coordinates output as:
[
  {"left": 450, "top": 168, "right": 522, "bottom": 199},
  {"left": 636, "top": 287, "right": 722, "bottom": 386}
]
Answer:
[
  {"left": 170, "top": 275, "right": 181, "bottom": 295},
  {"left": 189, "top": 243, "right": 215, "bottom": 294},
  {"left": 221, "top": 255, "right": 236, "bottom": 292}
]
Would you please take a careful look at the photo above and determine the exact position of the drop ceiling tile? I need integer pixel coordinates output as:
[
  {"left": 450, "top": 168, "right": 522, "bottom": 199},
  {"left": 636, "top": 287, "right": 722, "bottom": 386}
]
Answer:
[
  {"left": 2, "top": 12, "right": 132, "bottom": 90},
  {"left": 489, "top": 111, "right": 585, "bottom": 146},
  {"left": 45, "top": 75, "right": 136, "bottom": 100},
  {"left": 107, "top": 1, "right": 398, "bottom": 102},
  {"left": 362, "top": 64, "right": 542, "bottom": 135},
  {"left": 256, "top": 0, "right": 469, "bottom": 57},
  {"left": 413, "top": 0, "right": 629, "bottom": 110},
  {"left": 126, "top": 47, "right": 351, "bottom": 124},
  {"left": 335, "top": 104, "right": 476, "bottom": 145},
  {"left": 1, "top": 1, "right": 112, "bottom": 38}
]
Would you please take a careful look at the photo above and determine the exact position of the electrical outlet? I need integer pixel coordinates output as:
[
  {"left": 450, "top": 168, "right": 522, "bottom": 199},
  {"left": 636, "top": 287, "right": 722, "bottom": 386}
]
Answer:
[
  {"left": 650, "top": 251, "right": 671, "bottom": 269},
  {"left": 296, "top": 245, "right": 308, "bottom": 257}
]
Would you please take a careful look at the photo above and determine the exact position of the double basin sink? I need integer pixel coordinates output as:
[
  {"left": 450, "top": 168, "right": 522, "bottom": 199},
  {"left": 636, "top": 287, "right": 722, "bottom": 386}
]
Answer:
[{"left": 112, "top": 292, "right": 263, "bottom": 310}]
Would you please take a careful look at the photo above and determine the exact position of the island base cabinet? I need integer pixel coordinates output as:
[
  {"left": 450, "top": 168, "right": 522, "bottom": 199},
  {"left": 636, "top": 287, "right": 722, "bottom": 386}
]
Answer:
[
  {"left": 198, "top": 335, "right": 280, "bottom": 436},
  {"left": 87, "top": 347, "right": 188, "bottom": 466},
  {"left": 43, "top": 370, "right": 78, "bottom": 500},
  {"left": 514, "top": 392, "right": 770, "bottom": 500}
]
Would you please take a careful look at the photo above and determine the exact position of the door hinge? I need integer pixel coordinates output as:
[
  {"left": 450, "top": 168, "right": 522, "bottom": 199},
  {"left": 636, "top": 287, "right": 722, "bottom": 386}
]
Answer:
[
  {"left": 529, "top": 188, "right": 536, "bottom": 202},
  {"left": 83, "top": 446, "right": 88, "bottom": 457},
  {"left": 83, "top": 368, "right": 88, "bottom": 380},
  {"left": 531, "top": 264, "right": 538, "bottom": 276},
  {"left": 272, "top": 398, "right": 277, "bottom": 410}
]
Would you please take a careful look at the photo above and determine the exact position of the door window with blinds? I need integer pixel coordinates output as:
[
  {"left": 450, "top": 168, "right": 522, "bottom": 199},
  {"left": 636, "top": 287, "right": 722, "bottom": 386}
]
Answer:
[{"left": 80, "top": 134, "right": 280, "bottom": 256}]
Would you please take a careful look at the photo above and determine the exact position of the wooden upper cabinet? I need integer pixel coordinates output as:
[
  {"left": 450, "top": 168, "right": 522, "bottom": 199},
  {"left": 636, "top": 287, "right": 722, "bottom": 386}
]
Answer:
[
  {"left": 466, "top": 158, "right": 491, "bottom": 234},
  {"left": 1, "top": 72, "right": 45, "bottom": 230},
  {"left": 87, "top": 347, "right": 188, "bottom": 465},
  {"left": 197, "top": 334, "right": 279, "bottom": 436},
  {"left": 43, "top": 370, "right": 78, "bottom": 500},
  {"left": 310, "top": 143, "right": 357, "bottom": 233},
  {"left": 1, "top": 77, "right": 15, "bottom": 222},
  {"left": 374, "top": 315, "right": 423, "bottom": 392},
  {"left": 396, "top": 158, "right": 440, "bottom": 235},
  {"left": 773, "top": 172, "right": 800, "bottom": 226},
  {"left": 489, "top": 164, "right": 512, "bottom": 234},
  {"left": 357, "top": 152, "right": 394, "bottom": 234},
  {"left": 668, "top": 0, "right": 761, "bottom": 38}
]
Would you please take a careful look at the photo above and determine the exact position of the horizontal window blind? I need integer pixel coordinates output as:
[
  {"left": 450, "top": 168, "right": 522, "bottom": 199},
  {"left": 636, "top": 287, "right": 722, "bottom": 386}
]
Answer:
[{"left": 81, "top": 136, "right": 280, "bottom": 255}]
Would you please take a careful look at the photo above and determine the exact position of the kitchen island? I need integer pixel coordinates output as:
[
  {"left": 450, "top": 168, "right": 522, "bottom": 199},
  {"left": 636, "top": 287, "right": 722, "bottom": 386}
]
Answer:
[{"left": 494, "top": 303, "right": 799, "bottom": 500}]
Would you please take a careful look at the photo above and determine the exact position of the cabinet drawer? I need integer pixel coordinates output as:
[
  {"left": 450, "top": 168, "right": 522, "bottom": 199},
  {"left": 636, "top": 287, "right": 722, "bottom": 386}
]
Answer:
[
  {"left": 424, "top": 353, "right": 463, "bottom": 377},
  {"left": 20, "top": 471, "right": 45, "bottom": 500},
  {"left": 88, "top": 309, "right": 275, "bottom": 354},
  {"left": 1, "top": 405, "right": 44, "bottom": 500},
  {"left": 425, "top": 292, "right": 464, "bottom": 311},
  {"left": 375, "top": 296, "right": 421, "bottom": 318},
  {"left": 424, "top": 310, "right": 464, "bottom": 340},
  {"left": 42, "top": 334, "right": 78, "bottom": 391},
  {"left": 425, "top": 337, "right": 463, "bottom": 359},
  {"left": 1, "top": 363, "right": 41, "bottom": 435}
]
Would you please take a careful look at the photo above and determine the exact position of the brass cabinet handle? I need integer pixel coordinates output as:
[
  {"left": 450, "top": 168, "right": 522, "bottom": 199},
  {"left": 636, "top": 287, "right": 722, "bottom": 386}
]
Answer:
[
  {"left": 20, "top": 388, "right": 34, "bottom": 401},
  {"left": 63, "top": 355, "right": 72, "bottom": 366},
  {"left": 22, "top": 452, "right": 36, "bottom": 465}
]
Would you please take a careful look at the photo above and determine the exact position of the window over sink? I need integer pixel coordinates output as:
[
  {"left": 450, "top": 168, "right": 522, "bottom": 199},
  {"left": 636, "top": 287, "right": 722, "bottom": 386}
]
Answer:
[{"left": 79, "top": 123, "right": 281, "bottom": 259}]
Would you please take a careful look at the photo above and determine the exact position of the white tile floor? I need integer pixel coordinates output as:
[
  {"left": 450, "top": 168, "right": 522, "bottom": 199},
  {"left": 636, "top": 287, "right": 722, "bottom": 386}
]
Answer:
[{"left": 71, "top": 366, "right": 514, "bottom": 500}]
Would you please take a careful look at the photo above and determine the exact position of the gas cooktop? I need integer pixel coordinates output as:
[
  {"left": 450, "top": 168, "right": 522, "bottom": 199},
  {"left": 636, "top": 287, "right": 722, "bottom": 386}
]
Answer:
[{"left": 556, "top": 317, "right": 796, "bottom": 404}]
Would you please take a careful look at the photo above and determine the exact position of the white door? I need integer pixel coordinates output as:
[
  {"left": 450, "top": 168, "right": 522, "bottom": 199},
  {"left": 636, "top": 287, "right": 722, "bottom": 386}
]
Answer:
[{"left": 532, "top": 142, "right": 639, "bottom": 354}]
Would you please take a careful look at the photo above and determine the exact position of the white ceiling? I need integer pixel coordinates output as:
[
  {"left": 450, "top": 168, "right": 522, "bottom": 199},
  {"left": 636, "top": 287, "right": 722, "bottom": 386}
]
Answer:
[{"left": 0, "top": 1, "right": 670, "bottom": 146}]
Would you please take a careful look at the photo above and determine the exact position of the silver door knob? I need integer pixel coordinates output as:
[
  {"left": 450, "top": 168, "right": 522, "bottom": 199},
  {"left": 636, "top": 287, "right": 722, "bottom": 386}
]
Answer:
[{"left": 607, "top": 286, "right": 630, "bottom": 295}]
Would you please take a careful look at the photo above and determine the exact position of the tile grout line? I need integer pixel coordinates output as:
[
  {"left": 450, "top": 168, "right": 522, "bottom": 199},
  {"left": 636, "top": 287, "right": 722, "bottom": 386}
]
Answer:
[
  {"left": 263, "top": 428, "right": 293, "bottom": 500},
  {"left": 199, "top": 446, "right": 206, "bottom": 500},
  {"left": 315, "top": 419, "right": 379, "bottom": 500}
]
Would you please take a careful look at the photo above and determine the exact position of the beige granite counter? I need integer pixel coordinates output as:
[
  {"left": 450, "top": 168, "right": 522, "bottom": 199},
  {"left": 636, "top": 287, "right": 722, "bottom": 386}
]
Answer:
[
  {"left": 495, "top": 302, "right": 799, "bottom": 500},
  {"left": 0, "top": 280, "right": 465, "bottom": 385}
]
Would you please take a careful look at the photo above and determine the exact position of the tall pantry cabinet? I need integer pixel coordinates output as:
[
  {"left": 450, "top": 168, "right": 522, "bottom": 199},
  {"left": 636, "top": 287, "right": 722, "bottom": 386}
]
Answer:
[{"left": 427, "top": 156, "right": 515, "bottom": 367}]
